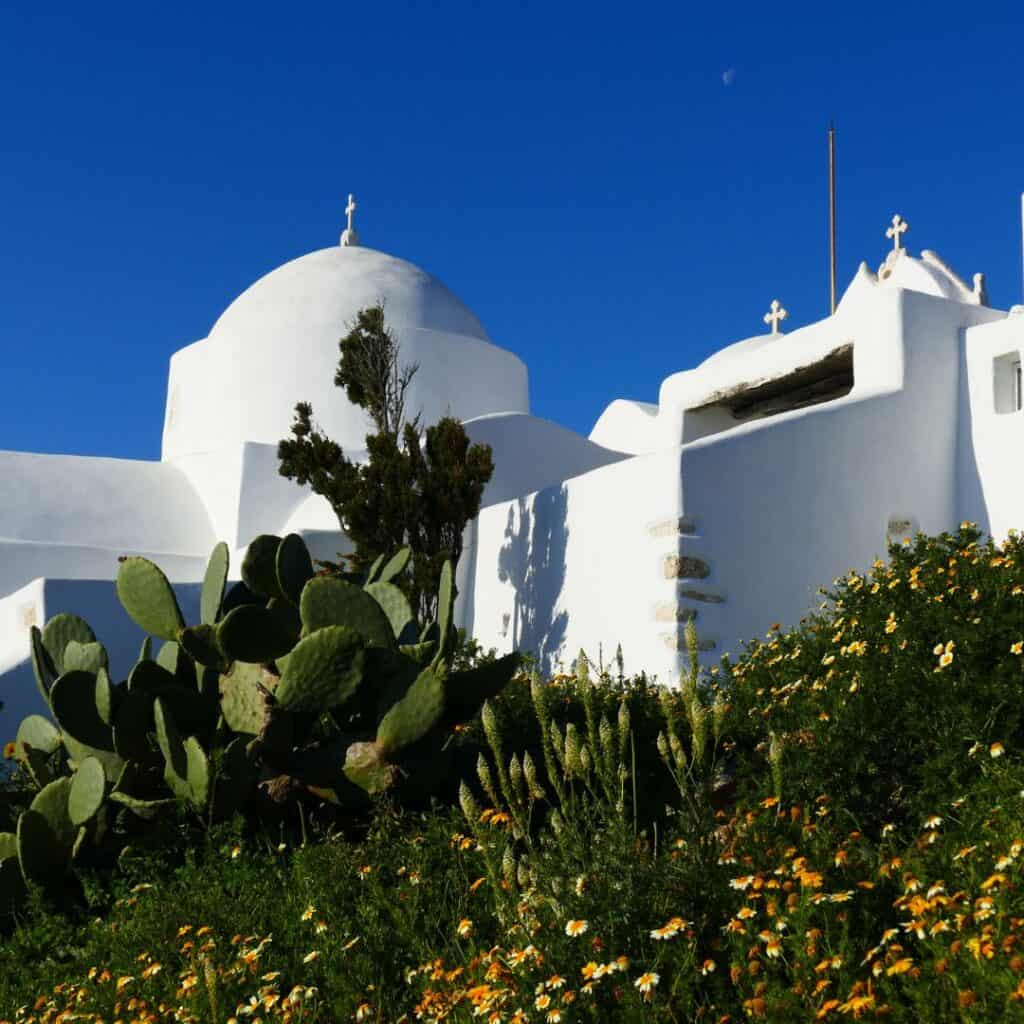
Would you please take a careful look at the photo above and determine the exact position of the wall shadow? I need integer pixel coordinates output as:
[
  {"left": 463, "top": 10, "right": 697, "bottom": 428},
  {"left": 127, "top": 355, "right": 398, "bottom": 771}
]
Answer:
[{"left": 497, "top": 484, "right": 570, "bottom": 677}]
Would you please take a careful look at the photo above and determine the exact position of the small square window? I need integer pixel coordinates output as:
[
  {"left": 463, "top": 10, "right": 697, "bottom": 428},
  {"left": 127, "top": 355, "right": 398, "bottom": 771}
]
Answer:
[{"left": 993, "top": 351, "right": 1023, "bottom": 414}]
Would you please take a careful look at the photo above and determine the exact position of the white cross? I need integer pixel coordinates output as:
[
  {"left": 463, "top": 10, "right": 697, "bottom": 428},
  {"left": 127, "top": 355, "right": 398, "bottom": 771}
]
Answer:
[
  {"left": 763, "top": 299, "right": 788, "bottom": 335},
  {"left": 345, "top": 194, "right": 357, "bottom": 233},
  {"left": 886, "top": 213, "right": 908, "bottom": 252}
]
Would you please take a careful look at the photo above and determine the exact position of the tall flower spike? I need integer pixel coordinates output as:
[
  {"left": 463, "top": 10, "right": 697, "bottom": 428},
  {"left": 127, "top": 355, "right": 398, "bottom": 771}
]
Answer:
[
  {"left": 477, "top": 753, "right": 499, "bottom": 805},
  {"left": 522, "top": 751, "right": 546, "bottom": 800},
  {"left": 459, "top": 781, "right": 480, "bottom": 827}
]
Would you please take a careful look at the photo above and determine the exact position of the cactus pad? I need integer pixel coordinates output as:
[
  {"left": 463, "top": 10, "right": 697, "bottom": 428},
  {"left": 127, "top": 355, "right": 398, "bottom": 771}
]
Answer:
[
  {"left": 217, "top": 604, "right": 298, "bottom": 663},
  {"left": 300, "top": 577, "right": 393, "bottom": 648},
  {"left": 364, "top": 582, "right": 414, "bottom": 642},
  {"left": 68, "top": 757, "right": 106, "bottom": 825},
  {"left": 179, "top": 623, "right": 229, "bottom": 671},
  {"left": 50, "top": 671, "right": 116, "bottom": 752},
  {"left": 441, "top": 653, "right": 522, "bottom": 728},
  {"left": 435, "top": 560, "right": 455, "bottom": 661},
  {"left": 116, "top": 557, "right": 186, "bottom": 641},
  {"left": 276, "top": 533, "right": 315, "bottom": 605},
  {"left": 62, "top": 640, "right": 109, "bottom": 676},
  {"left": 17, "top": 809, "right": 67, "bottom": 885},
  {"left": 201, "top": 541, "right": 230, "bottom": 625},
  {"left": 42, "top": 614, "right": 96, "bottom": 675},
  {"left": 219, "top": 661, "right": 270, "bottom": 735},
  {"left": 376, "top": 547, "right": 411, "bottom": 584},
  {"left": 343, "top": 741, "right": 400, "bottom": 794},
  {"left": 241, "top": 534, "right": 285, "bottom": 599},
  {"left": 376, "top": 667, "right": 445, "bottom": 755},
  {"left": 274, "top": 625, "right": 365, "bottom": 713},
  {"left": 29, "top": 626, "right": 59, "bottom": 708}
]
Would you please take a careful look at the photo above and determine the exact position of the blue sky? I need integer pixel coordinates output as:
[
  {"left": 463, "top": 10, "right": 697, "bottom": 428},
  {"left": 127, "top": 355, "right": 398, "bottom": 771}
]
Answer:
[{"left": 2, "top": 1, "right": 1023, "bottom": 460}]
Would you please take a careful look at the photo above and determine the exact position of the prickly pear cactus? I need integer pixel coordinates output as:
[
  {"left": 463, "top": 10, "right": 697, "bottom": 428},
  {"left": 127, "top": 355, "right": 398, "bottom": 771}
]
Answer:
[{"left": 2, "top": 532, "right": 521, "bottom": 923}]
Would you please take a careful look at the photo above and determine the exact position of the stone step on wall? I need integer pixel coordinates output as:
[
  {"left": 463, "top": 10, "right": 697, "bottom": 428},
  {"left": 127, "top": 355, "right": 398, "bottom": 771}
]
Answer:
[{"left": 647, "top": 514, "right": 726, "bottom": 655}]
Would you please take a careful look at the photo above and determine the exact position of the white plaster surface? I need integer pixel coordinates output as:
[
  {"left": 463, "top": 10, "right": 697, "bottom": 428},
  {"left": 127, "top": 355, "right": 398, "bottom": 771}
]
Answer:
[{"left": 2, "top": 236, "right": 1023, "bottom": 734}]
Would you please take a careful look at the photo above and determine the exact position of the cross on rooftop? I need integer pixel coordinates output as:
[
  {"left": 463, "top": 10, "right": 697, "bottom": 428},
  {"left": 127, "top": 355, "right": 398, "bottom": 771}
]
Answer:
[
  {"left": 763, "top": 299, "right": 788, "bottom": 335},
  {"left": 886, "top": 213, "right": 909, "bottom": 252},
  {"left": 340, "top": 193, "right": 360, "bottom": 247}
]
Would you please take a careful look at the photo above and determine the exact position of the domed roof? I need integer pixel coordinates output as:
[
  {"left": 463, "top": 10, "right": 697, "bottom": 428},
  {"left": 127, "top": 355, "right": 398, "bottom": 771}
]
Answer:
[{"left": 209, "top": 244, "right": 491, "bottom": 344}]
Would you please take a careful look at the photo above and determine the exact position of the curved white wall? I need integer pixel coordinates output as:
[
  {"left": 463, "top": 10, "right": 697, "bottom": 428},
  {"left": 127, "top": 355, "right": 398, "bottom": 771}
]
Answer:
[{"left": 161, "top": 246, "right": 530, "bottom": 460}]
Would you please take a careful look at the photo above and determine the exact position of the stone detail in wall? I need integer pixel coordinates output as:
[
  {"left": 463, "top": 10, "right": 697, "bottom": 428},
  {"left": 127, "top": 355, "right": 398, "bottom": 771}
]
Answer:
[
  {"left": 664, "top": 555, "right": 710, "bottom": 580},
  {"left": 648, "top": 515, "right": 699, "bottom": 537},
  {"left": 678, "top": 587, "right": 725, "bottom": 604},
  {"left": 654, "top": 602, "right": 697, "bottom": 623},
  {"left": 20, "top": 603, "right": 37, "bottom": 628},
  {"left": 662, "top": 630, "right": 717, "bottom": 652}
]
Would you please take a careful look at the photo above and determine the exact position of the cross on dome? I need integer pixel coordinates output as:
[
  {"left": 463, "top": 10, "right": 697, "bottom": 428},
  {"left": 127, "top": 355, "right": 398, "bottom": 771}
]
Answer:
[
  {"left": 763, "top": 299, "right": 788, "bottom": 335},
  {"left": 340, "top": 193, "right": 360, "bottom": 247},
  {"left": 886, "top": 214, "right": 908, "bottom": 253}
]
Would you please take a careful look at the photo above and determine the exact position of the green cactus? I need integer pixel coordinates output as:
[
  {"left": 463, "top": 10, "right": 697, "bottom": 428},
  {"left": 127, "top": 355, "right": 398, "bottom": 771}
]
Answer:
[
  {"left": 200, "top": 541, "right": 230, "bottom": 625},
  {"left": 274, "top": 626, "right": 365, "bottom": 713},
  {"left": 376, "top": 547, "right": 411, "bottom": 585},
  {"left": 217, "top": 603, "right": 298, "bottom": 664},
  {"left": 68, "top": 757, "right": 106, "bottom": 826},
  {"left": 5, "top": 531, "right": 519, "bottom": 911},
  {"left": 219, "top": 661, "right": 272, "bottom": 735},
  {"left": 300, "top": 577, "right": 393, "bottom": 647},
  {"left": 14, "top": 714, "right": 62, "bottom": 789},
  {"left": 154, "top": 698, "right": 209, "bottom": 810},
  {"left": 29, "top": 625, "right": 59, "bottom": 709},
  {"left": 50, "top": 670, "right": 116, "bottom": 753},
  {"left": 179, "top": 623, "right": 229, "bottom": 672},
  {"left": 434, "top": 560, "right": 455, "bottom": 664},
  {"left": 41, "top": 614, "right": 97, "bottom": 676},
  {"left": 241, "top": 534, "right": 285, "bottom": 600},
  {"left": 116, "top": 557, "right": 186, "bottom": 641},
  {"left": 376, "top": 666, "right": 446, "bottom": 755},
  {"left": 276, "top": 533, "right": 315, "bottom": 605},
  {"left": 63, "top": 640, "right": 109, "bottom": 675},
  {"left": 364, "top": 581, "right": 414, "bottom": 642}
]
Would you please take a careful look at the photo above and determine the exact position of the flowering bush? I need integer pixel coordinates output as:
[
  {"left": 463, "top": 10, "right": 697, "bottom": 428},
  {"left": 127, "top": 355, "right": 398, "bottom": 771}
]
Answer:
[{"left": 3, "top": 522, "right": 1023, "bottom": 1022}]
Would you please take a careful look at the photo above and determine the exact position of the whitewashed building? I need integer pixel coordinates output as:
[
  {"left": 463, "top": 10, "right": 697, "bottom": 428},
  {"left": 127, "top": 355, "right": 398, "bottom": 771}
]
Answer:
[{"left": 1, "top": 200, "right": 1022, "bottom": 731}]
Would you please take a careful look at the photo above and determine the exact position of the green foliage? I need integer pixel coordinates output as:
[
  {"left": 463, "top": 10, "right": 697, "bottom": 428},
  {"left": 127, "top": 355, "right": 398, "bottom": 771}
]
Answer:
[
  {"left": 721, "top": 521, "right": 1024, "bottom": 834},
  {"left": 0, "top": 532, "right": 520, "bottom": 926},
  {"left": 276, "top": 303, "right": 494, "bottom": 622}
]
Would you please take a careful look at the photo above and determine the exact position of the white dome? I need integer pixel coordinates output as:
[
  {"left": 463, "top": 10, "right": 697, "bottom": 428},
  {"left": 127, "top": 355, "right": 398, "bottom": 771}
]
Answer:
[
  {"left": 161, "top": 243, "right": 529, "bottom": 461},
  {"left": 210, "top": 245, "right": 492, "bottom": 344}
]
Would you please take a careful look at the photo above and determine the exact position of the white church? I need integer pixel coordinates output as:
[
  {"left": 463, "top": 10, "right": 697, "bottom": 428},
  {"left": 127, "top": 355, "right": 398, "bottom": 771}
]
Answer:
[{"left": 1, "top": 198, "right": 1022, "bottom": 731}]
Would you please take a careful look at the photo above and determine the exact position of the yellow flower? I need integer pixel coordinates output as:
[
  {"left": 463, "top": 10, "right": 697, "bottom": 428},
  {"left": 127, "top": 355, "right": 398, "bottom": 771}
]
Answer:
[
  {"left": 991, "top": 742, "right": 1005, "bottom": 759},
  {"left": 457, "top": 918, "right": 474, "bottom": 937},
  {"left": 547, "top": 1010, "right": 563, "bottom": 1023},
  {"left": 355, "top": 1003, "right": 372, "bottom": 1021},
  {"left": 230, "top": 845, "right": 242, "bottom": 859},
  {"left": 301, "top": 905, "right": 316, "bottom": 921},
  {"left": 650, "top": 923, "right": 679, "bottom": 940},
  {"left": 886, "top": 958, "right": 914, "bottom": 976},
  {"left": 534, "top": 993, "right": 552, "bottom": 1010},
  {"left": 3, "top": 741, "right": 17, "bottom": 759},
  {"left": 581, "top": 962, "right": 599, "bottom": 980},
  {"left": 701, "top": 959, "right": 716, "bottom": 975},
  {"left": 634, "top": 971, "right": 660, "bottom": 993},
  {"left": 939, "top": 651, "right": 954, "bottom": 668},
  {"left": 302, "top": 950, "right": 319, "bottom": 963},
  {"left": 565, "top": 919, "right": 589, "bottom": 937},
  {"left": 923, "top": 815, "right": 942, "bottom": 830},
  {"left": 1011, "top": 641, "right": 1023, "bottom": 655}
]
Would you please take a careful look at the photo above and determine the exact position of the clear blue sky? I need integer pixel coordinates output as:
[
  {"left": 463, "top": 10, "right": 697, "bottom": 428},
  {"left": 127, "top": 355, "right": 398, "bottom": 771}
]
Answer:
[{"left": 2, "top": 2, "right": 1023, "bottom": 460}]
